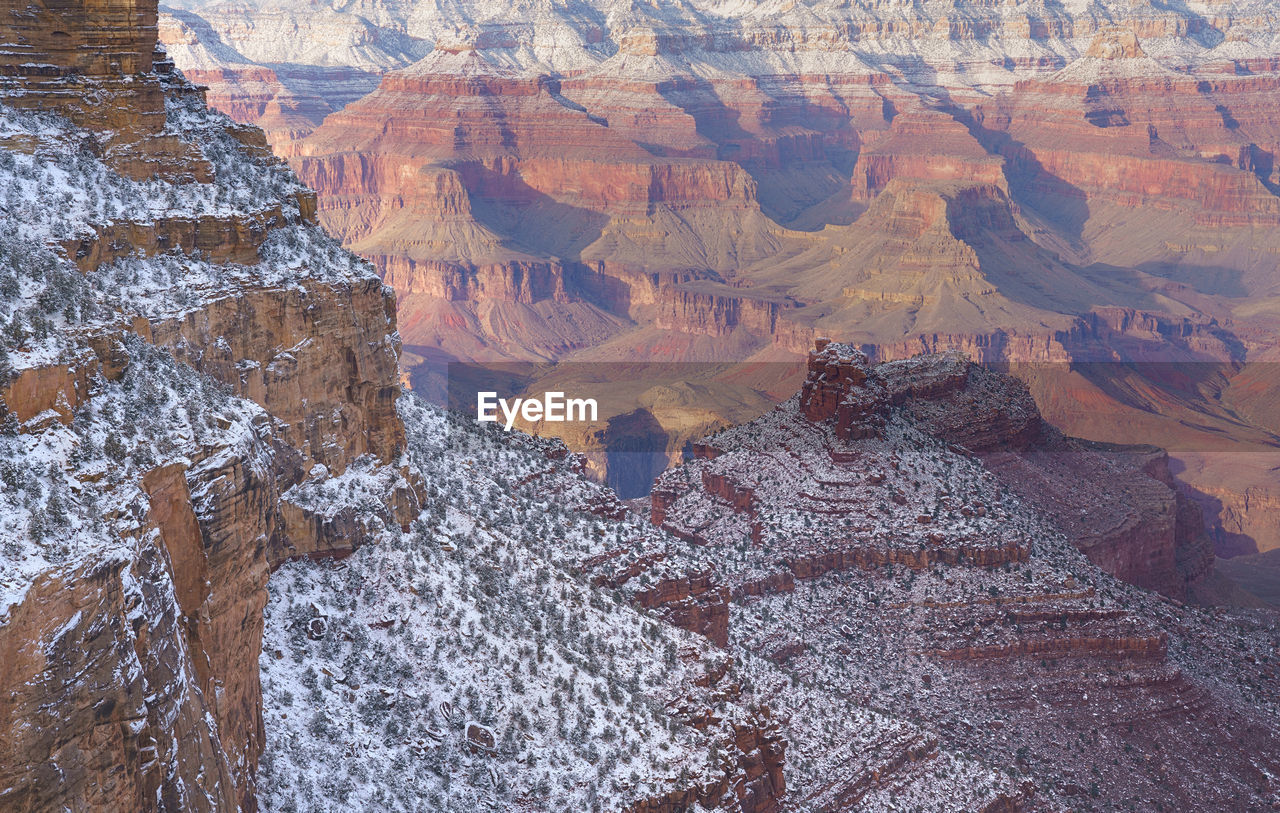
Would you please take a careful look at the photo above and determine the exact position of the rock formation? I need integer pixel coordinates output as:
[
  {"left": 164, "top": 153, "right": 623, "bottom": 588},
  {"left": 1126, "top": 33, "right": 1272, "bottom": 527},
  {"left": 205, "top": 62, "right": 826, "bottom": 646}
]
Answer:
[
  {"left": 0, "top": 6, "right": 419, "bottom": 805},
  {"left": 631, "top": 342, "right": 1280, "bottom": 810},
  {"left": 0, "top": 0, "right": 211, "bottom": 179},
  {"left": 160, "top": 0, "right": 1280, "bottom": 555},
  {"left": 794, "top": 342, "right": 1215, "bottom": 598}
]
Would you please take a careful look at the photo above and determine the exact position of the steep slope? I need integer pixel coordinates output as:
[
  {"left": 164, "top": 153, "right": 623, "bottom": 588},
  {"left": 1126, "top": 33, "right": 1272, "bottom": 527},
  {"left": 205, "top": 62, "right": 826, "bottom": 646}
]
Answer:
[
  {"left": 256, "top": 397, "right": 791, "bottom": 811},
  {"left": 259, "top": 392, "right": 1043, "bottom": 812},
  {"left": 643, "top": 342, "right": 1280, "bottom": 810},
  {"left": 161, "top": 1, "right": 1280, "bottom": 557},
  {"left": 0, "top": 8, "right": 419, "bottom": 807}
]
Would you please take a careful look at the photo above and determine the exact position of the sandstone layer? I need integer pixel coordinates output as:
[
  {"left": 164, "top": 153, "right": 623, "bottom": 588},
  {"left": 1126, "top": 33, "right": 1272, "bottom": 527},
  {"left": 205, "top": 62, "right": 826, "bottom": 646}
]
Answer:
[
  {"left": 0, "top": 11, "right": 417, "bottom": 808},
  {"left": 162, "top": 0, "right": 1280, "bottom": 560},
  {"left": 623, "top": 343, "right": 1280, "bottom": 810}
]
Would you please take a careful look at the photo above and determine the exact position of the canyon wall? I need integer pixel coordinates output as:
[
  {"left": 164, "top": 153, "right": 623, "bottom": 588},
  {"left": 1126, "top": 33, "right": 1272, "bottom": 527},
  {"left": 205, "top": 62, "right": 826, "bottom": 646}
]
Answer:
[
  {"left": 161, "top": 1, "right": 1280, "bottom": 557},
  {"left": 2, "top": 9, "right": 1275, "bottom": 802},
  {"left": 0, "top": 9, "right": 417, "bottom": 808}
]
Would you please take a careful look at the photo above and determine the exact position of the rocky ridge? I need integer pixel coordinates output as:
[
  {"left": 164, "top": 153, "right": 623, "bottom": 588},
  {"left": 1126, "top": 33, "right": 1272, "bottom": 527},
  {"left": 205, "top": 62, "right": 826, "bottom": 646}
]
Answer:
[
  {"left": 635, "top": 342, "right": 1280, "bottom": 810},
  {"left": 162, "top": 0, "right": 1280, "bottom": 557}
]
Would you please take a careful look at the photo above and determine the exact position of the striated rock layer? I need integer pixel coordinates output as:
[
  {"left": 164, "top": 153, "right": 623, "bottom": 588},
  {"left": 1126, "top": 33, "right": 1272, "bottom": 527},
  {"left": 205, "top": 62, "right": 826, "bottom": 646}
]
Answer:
[
  {"left": 1, "top": 1, "right": 1275, "bottom": 810},
  {"left": 0, "top": 8, "right": 418, "bottom": 809},
  {"left": 163, "top": 0, "right": 1280, "bottom": 555},
  {"left": 630, "top": 343, "right": 1280, "bottom": 810},
  {"left": 0, "top": 0, "right": 210, "bottom": 179}
]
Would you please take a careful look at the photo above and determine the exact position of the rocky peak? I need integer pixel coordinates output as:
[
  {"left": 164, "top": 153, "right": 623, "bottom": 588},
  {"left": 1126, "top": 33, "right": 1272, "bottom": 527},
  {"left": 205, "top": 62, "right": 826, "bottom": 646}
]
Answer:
[
  {"left": 798, "top": 338, "right": 882, "bottom": 440},
  {"left": 799, "top": 340, "right": 1038, "bottom": 449}
]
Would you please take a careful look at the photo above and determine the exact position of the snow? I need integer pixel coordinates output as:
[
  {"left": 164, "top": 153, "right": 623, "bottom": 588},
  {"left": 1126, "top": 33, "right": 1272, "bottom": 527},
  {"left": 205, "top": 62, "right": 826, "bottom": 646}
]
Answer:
[
  {"left": 0, "top": 334, "right": 268, "bottom": 618},
  {"left": 256, "top": 395, "right": 739, "bottom": 811},
  {"left": 256, "top": 386, "right": 1220, "bottom": 810},
  {"left": 163, "top": 0, "right": 1280, "bottom": 99},
  {"left": 0, "top": 90, "right": 372, "bottom": 377},
  {"left": 0, "top": 79, "right": 322, "bottom": 617},
  {"left": 0, "top": 93, "right": 310, "bottom": 238},
  {"left": 0, "top": 16, "right": 1276, "bottom": 810}
]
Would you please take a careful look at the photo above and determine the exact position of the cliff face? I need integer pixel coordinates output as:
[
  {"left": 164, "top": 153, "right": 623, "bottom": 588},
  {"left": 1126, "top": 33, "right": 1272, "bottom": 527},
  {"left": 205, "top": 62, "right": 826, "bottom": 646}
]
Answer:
[
  {"left": 1, "top": 535, "right": 237, "bottom": 812},
  {"left": 0, "top": 0, "right": 210, "bottom": 180},
  {"left": 636, "top": 342, "right": 1280, "bottom": 810},
  {"left": 163, "top": 0, "right": 1280, "bottom": 551},
  {"left": 146, "top": 277, "right": 405, "bottom": 476},
  {"left": 0, "top": 8, "right": 417, "bottom": 808}
]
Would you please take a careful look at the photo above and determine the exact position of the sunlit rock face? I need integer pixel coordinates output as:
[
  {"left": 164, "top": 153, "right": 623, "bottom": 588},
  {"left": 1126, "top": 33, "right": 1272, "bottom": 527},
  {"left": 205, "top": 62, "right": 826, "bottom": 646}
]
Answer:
[
  {"left": 163, "top": 0, "right": 1280, "bottom": 547},
  {"left": 0, "top": 1, "right": 417, "bottom": 808}
]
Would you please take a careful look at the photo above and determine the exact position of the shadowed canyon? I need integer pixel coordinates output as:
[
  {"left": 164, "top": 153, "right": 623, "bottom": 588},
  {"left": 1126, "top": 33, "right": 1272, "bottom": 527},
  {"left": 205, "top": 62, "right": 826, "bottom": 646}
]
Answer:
[
  {"left": 162, "top": 0, "right": 1280, "bottom": 556},
  {"left": 0, "top": 0, "right": 1278, "bottom": 810}
]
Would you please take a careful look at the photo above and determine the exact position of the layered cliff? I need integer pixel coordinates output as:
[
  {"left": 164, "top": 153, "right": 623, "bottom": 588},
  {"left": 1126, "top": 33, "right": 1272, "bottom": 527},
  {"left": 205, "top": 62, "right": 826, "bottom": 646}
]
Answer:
[
  {"left": 162, "top": 0, "right": 1280, "bottom": 556},
  {"left": 638, "top": 343, "right": 1280, "bottom": 810},
  {"left": 792, "top": 343, "right": 1214, "bottom": 598},
  {"left": 0, "top": 17, "right": 419, "bottom": 806}
]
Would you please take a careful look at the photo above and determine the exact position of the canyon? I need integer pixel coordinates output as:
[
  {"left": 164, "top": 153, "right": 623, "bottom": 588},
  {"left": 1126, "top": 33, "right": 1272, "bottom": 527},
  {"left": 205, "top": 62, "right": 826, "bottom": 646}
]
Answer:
[
  {"left": 0, "top": 0, "right": 1277, "bottom": 811},
  {"left": 603, "top": 342, "right": 1280, "bottom": 809},
  {"left": 161, "top": 0, "right": 1280, "bottom": 557}
]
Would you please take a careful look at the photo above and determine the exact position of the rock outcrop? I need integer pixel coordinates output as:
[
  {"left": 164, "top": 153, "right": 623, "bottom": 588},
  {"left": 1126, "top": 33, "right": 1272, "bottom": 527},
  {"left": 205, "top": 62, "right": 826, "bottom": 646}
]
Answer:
[
  {"left": 0, "top": 0, "right": 208, "bottom": 179},
  {"left": 0, "top": 5, "right": 417, "bottom": 808},
  {"left": 625, "top": 708, "right": 786, "bottom": 813},
  {"left": 637, "top": 342, "right": 1280, "bottom": 810},
  {"left": 163, "top": 0, "right": 1280, "bottom": 544},
  {"left": 791, "top": 342, "right": 1213, "bottom": 598}
]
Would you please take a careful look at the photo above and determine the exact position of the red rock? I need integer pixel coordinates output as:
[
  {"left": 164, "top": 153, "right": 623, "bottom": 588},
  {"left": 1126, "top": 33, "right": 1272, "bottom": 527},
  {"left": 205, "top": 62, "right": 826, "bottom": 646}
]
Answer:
[
  {"left": 0, "top": 3, "right": 421, "bottom": 808},
  {"left": 165, "top": 8, "right": 1280, "bottom": 551},
  {"left": 0, "top": 0, "right": 210, "bottom": 179}
]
